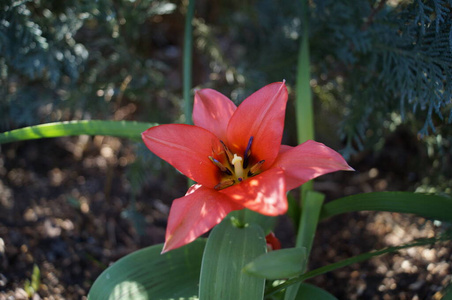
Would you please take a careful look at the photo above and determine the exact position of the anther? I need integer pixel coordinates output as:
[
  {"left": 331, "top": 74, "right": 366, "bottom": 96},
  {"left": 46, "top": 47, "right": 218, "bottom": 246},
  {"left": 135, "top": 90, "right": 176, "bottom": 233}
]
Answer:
[
  {"left": 214, "top": 179, "right": 235, "bottom": 190},
  {"left": 243, "top": 136, "right": 253, "bottom": 169},
  {"left": 209, "top": 156, "right": 232, "bottom": 175},
  {"left": 220, "top": 140, "right": 234, "bottom": 163},
  {"left": 248, "top": 160, "right": 265, "bottom": 176}
]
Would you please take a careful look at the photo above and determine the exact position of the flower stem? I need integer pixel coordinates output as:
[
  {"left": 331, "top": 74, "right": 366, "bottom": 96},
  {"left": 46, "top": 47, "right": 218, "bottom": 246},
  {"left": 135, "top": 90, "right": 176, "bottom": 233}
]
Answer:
[
  {"left": 285, "top": 2, "right": 317, "bottom": 299},
  {"left": 183, "top": 0, "right": 195, "bottom": 188},
  {"left": 183, "top": 0, "right": 195, "bottom": 125},
  {"left": 295, "top": 0, "right": 314, "bottom": 195},
  {"left": 285, "top": 191, "right": 324, "bottom": 299}
]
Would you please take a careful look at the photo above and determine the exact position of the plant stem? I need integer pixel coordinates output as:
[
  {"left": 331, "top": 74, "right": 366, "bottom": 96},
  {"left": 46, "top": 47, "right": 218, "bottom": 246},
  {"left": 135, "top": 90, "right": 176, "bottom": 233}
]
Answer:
[
  {"left": 284, "top": 191, "right": 324, "bottom": 300},
  {"left": 183, "top": 0, "right": 195, "bottom": 188},
  {"left": 296, "top": 0, "right": 314, "bottom": 195},
  {"left": 183, "top": 0, "right": 195, "bottom": 125},
  {"left": 285, "top": 1, "right": 315, "bottom": 299}
]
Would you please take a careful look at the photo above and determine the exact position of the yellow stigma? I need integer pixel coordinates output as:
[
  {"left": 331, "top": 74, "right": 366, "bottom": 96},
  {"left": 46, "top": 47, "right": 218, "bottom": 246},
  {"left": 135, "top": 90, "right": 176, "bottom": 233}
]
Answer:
[{"left": 231, "top": 154, "right": 244, "bottom": 180}]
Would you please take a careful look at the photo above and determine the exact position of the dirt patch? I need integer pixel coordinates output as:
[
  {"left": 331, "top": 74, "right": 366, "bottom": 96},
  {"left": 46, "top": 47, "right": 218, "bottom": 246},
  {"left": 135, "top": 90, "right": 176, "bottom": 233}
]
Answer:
[{"left": 0, "top": 134, "right": 451, "bottom": 299}]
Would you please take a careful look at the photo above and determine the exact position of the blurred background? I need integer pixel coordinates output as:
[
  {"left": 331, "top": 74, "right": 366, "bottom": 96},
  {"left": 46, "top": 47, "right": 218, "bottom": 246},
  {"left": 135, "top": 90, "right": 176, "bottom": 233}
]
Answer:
[{"left": 0, "top": 0, "right": 451, "bottom": 299}]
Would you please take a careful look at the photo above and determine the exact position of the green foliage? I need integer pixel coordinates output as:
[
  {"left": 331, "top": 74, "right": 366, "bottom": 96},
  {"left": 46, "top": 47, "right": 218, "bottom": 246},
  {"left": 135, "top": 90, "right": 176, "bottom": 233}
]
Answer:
[
  {"left": 0, "top": 0, "right": 176, "bottom": 130},
  {"left": 215, "top": 0, "right": 452, "bottom": 156}
]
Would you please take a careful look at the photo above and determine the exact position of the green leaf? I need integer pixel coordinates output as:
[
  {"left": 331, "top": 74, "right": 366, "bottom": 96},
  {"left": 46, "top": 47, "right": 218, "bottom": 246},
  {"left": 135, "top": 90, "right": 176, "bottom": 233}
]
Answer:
[
  {"left": 199, "top": 218, "right": 267, "bottom": 300},
  {"left": 0, "top": 120, "right": 157, "bottom": 144},
  {"left": 244, "top": 247, "right": 307, "bottom": 280},
  {"left": 295, "top": 283, "right": 337, "bottom": 300},
  {"left": 320, "top": 192, "right": 452, "bottom": 222},
  {"left": 88, "top": 240, "right": 205, "bottom": 300},
  {"left": 285, "top": 191, "right": 324, "bottom": 300},
  {"left": 266, "top": 232, "right": 452, "bottom": 297}
]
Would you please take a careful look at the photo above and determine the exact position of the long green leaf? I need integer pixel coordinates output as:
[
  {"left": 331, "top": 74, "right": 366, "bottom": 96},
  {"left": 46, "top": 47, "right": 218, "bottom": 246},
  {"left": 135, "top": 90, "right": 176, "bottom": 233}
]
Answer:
[
  {"left": 285, "top": 191, "right": 324, "bottom": 300},
  {"left": 320, "top": 192, "right": 452, "bottom": 222},
  {"left": 266, "top": 233, "right": 452, "bottom": 296},
  {"left": 244, "top": 247, "right": 307, "bottom": 280},
  {"left": 0, "top": 120, "right": 157, "bottom": 144},
  {"left": 199, "top": 218, "right": 267, "bottom": 300},
  {"left": 88, "top": 240, "right": 205, "bottom": 300}
]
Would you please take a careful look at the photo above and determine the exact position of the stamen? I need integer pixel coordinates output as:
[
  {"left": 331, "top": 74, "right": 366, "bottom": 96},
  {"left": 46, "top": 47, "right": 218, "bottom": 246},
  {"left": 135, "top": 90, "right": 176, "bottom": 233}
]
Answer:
[
  {"left": 249, "top": 160, "right": 265, "bottom": 176},
  {"left": 231, "top": 154, "right": 244, "bottom": 180},
  {"left": 220, "top": 140, "right": 234, "bottom": 163},
  {"left": 209, "top": 156, "right": 232, "bottom": 175},
  {"left": 243, "top": 136, "right": 253, "bottom": 169},
  {"left": 214, "top": 179, "right": 235, "bottom": 190}
]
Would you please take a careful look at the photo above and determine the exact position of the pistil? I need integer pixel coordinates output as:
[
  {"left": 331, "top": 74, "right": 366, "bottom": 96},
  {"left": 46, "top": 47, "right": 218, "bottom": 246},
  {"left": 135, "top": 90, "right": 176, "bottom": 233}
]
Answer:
[{"left": 231, "top": 154, "right": 244, "bottom": 180}]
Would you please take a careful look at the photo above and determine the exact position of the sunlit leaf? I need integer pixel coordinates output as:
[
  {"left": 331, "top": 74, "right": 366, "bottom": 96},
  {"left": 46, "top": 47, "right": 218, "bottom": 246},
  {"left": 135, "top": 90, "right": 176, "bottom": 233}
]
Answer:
[
  {"left": 0, "top": 120, "right": 157, "bottom": 144},
  {"left": 88, "top": 240, "right": 205, "bottom": 300}
]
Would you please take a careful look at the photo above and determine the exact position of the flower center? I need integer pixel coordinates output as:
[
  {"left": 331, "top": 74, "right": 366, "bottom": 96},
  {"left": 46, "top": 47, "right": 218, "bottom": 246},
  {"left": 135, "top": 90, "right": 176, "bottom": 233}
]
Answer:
[{"left": 209, "top": 136, "right": 265, "bottom": 190}]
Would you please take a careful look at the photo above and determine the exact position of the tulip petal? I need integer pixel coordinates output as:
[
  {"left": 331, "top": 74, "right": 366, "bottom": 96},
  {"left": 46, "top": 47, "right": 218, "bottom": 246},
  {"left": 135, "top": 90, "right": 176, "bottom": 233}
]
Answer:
[
  {"left": 162, "top": 184, "right": 244, "bottom": 253},
  {"left": 193, "top": 89, "right": 237, "bottom": 141},
  {"left": 221, "top": 167, "right": 287, "bottom": 216},
  {"left": 226, "top": 82, "right": 288, "bottom": 166},
  {"left": 142, "top": 124, "right": 224, "bottom": 188},
  {"left": 274, "top": 140, "right": 354, "bottom": 191}
]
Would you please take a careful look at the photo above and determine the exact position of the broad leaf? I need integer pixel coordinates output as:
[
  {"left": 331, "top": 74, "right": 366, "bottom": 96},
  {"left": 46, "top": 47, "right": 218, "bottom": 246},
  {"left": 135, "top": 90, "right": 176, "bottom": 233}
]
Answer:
[
  {"left": 244, "top": 247, "right": 307, "bottom": 280},
  {"left": 88, "top": 240, "right": 205, "bottom": 300},
  {"left": 199, "top": 218, "right": 266, "bottom": 300}
]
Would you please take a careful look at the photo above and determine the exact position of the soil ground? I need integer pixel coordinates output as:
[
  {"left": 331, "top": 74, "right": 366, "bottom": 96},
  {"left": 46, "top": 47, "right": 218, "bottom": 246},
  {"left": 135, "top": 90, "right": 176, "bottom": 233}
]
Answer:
[{"left": 0, "top": 130, "right": 450, "bottom": 299}]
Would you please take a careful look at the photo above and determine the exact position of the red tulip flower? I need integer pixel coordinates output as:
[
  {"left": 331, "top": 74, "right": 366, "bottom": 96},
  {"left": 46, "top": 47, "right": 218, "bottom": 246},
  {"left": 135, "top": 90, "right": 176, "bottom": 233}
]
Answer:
[{"left": 142, "top": 82, "right": 353, "bottom": 253}]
